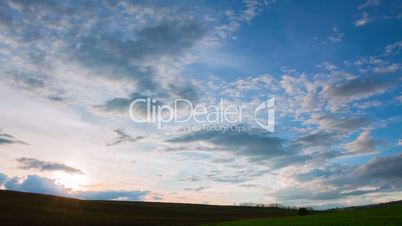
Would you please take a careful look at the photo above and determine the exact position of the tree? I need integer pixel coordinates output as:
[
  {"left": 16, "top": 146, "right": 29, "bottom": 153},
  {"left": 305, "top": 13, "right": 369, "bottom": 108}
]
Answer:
[{"left": 297, "top": 207, "right": 309, "bottom": 216}]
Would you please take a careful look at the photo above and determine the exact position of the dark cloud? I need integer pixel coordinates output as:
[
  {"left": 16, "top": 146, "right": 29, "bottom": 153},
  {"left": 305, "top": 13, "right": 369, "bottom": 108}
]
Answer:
[
  {"left": 325, "top": 77, "right": 397, "bottom": 101},
  {"left": 16, "top": 158, "right": 83, "bottom": 175},
  {"left": 77, "top": 21, "right": 205, "bottom": 62},
  {"left": 295, "top": 169, "right": 335, "bottom": 181},
  {"left": 96, "top": 83, "right": 200, "bottom": 115},
  {"left": 9, "top": 70, "right": 46, "bottom": 91},
  {"left": 354, "top": 153, "right": 402, "bottom": 179},
  {"left": 183, "top": 186, "right": 209, "bottom": 192},
  {"left": 307, "top": 114, "right": 368, "bottom": 133},
  {"left": 167, "top": 130, "right": 314, "bottom": 173},
  {"left": 95, "top": 92, "right": 162, "bottom": 114},
  {"left": 74, "top": 21, "right": 205, "bottom": 91},
  {"left": 2, "top": 0, "right": 203, "bottom": 106},
  {"left": 96, "top": 97, "right": 134, "bottom": 113},
  {"left": 177, "top": 167, "right": 272, "bottom": 184},
  {"left": 277, "top": 154, "right": 402, "bottom": 202},
  {"left": 168, "top": 130, "right": 286, "bottom": 159},
  {"left": 167, "top": 82, "right": 200, "bottom": 103},
  {"left": 47, "top": 96, "right": 66, "bottom": 102},
  {"left": 295, "top": 132, "right": 339, "bottom": 147},
  {"left": 1, "top": 172, "right": 149, "bottom": 201},
  {"left": 206, "top": 168, "right": 271, "bottom": 183},
  {"left": 106, "top": 129, "right": 145, "bottom": 146},
  {"left": 273, "top": 186, "right": 382, "bottom": 201},
  {"left": 273, "top": 187, "right": 340, "bottom": 201},
  {"left": 0, "top": 130, "right": 28, "bottom": 145}
]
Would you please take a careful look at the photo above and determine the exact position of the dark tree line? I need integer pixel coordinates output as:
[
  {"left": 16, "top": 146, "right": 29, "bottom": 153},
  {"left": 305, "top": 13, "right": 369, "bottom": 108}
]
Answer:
[{"left": 234, "top": 202, "right": 313, "bottom": 215}]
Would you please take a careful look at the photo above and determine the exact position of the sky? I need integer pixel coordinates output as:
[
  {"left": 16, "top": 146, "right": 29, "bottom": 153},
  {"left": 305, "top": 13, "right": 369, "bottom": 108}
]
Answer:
[{"left": 0, "top": 0, "right": 402, "bottom": 209}]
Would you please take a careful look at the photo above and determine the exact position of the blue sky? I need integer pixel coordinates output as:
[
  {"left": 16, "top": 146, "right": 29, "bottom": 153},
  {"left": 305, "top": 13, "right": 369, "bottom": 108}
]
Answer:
[{"left": 0, "top": 0, "right": 401, "bottom": 209}]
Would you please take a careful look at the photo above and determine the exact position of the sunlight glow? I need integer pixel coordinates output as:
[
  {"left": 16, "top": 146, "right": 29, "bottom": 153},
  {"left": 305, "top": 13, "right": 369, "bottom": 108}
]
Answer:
[{"left": 54, "top": 172, "right": 87, "bottom": 190}]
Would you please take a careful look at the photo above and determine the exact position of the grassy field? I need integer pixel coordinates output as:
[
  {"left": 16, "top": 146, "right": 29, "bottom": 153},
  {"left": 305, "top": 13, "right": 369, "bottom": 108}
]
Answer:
[
  {"left": 204, "top": 204, "right": 402, "bottom": 226},
  {"left": 0, "top": 190, "right": 296, "bottom": 226},
  {"left": 1, "top": 190, "right": 401, "bottom": 226}
]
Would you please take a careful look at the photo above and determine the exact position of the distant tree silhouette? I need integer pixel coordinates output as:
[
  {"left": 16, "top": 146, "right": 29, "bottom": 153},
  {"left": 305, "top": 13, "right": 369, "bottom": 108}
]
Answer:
[{"left": 297, "top": 207, "right": 309, "bottom": 216}]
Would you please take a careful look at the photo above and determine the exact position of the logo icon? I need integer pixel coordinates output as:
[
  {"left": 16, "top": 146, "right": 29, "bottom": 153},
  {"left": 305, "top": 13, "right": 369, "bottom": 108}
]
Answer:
[{"left": 254, "top": 97, "right": 275, "bottom": 132}]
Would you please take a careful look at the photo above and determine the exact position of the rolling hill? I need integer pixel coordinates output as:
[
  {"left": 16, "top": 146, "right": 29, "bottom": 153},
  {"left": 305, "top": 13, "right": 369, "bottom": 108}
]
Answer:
[
  {"left": 1, "top": 190, "right": 401, "bottom": 226},
  {"left": 0, "top": 190, "right": 296, "bottom": 226}
]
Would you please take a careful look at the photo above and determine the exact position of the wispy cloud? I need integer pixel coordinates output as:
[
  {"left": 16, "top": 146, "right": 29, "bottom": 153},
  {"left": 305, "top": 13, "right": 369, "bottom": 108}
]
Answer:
[
  {"left": 373, "top": 63, "right": 400, "bottom": 74},
  {"left": 355, "top": 12, "right": 372, "bottom": 26},
  {"left": 328, "top": 26, "right": 344, "bottom": 43},
  {"left": 358, "top": 0, "right": 380, "bottom": 10},
  {"left": 208, "top": 0, "right": 276, "bottom": 45},
  {"left": 384, "top": 41, "right": 402, "bottom": 56},
  {"left": 16, "top": 158, "right": 83, "bottom": 175},
  {"left": 0, "top": 130, "right": 28, "bottom": 145},
  {"left": 106, "top": 129, "right": 145, "bottom": 146}
]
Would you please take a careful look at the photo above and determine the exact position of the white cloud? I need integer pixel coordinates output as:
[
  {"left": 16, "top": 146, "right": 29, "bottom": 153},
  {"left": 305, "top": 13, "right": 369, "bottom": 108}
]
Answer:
[
  {"left": 353, "top": 101, "right": 382, "bottom": 109},
  {"left": 317, "top": 62, "right": 338, "bottom": 71},
  {"left": 344, "top": 130, "right": 377, "bottom": 155},
  {"left": 358, "top": 0, "right": 380, "bottom": 10},
  {"left": 397, "top": 139, "right": 402, "bottom": 146},
  {"left": 328, "top": 26, "right": 344, "bottom": 43},
  {"left": 384, "top": 41, "right": 402, "bottom": 56},
  {"left": 208, "top": 0, "right": 276, "bottom": 46},
  {"left": 240, "top": 0, "right": 276, "bottom": 21},
  {"left": 373, "top": 64, "right": 401, "bottom": 74},
  {"left": 355, "top": 12, "right": 372, "bottom": 27},
  {"left": 307, "top": 114, "right": 367, "bottom": 133}
]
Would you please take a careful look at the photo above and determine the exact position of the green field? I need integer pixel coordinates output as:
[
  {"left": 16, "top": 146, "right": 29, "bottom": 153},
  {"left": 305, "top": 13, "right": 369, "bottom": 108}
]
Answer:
[{"left": 204, "top": 205, "right": 402, "bottom": 226}]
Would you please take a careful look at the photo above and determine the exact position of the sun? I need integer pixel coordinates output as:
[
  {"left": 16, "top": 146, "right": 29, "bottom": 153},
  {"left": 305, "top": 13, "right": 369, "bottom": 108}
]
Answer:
[{"left": 54, "top": 172, "right": 87, "bottom": 190}]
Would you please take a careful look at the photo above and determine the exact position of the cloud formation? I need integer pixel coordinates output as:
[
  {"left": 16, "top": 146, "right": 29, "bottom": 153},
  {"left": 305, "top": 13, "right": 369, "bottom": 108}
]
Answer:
[
  {"left": 3, "top": 175, "right": 67, "bottom": 196},
  {"left": 0, "top": 130, "right": 27, "bottom": 145},
  {"left": 325, "top": 77, "right": 393, "bottom": 101},
  {"left": 384, "top": 41, "right": 402, "bottom": 56},
  {"left": 274, "top": 153, "right": 402, "bottom": 202},
  {"left": 106, "top": 129, "right": 145, "bottom": 146},
  {"left": 16, "top": 158, "right": 83, "bottom": 175},
  {"left": 354, "top": 154, "right": 402, "bottom": 179},
  {"left": 0, "top": 173, "right": 149, "bottom": 201},
  {"left": 344, "top": 130, "right": 376, "bottom": 155},
  {"left": 168, "top": 130, "right": 286, "bottom": 159},
  {"left": 307, "top": 114, "right": 368, "bottom": 133},
  {"left": 74, "top": 21, "right": 205, "bottom": 91},
  {"left": 358, "top": 0, "right": 380, "bottom": 10},
  {"left": 355, "top": 12, "right": 372, "bottom": 26},
  {"left": 0, "top": 0, "right": 401, "bottom": 208},
  {"left": 328, "top": 26, "right": 344, "bottom": 43}
]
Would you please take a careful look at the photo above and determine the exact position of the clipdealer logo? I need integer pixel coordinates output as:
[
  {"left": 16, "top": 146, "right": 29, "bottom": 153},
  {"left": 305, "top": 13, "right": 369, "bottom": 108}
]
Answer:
[{"left": 129, "top": 97, "right": 274, "bottom": 132}]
